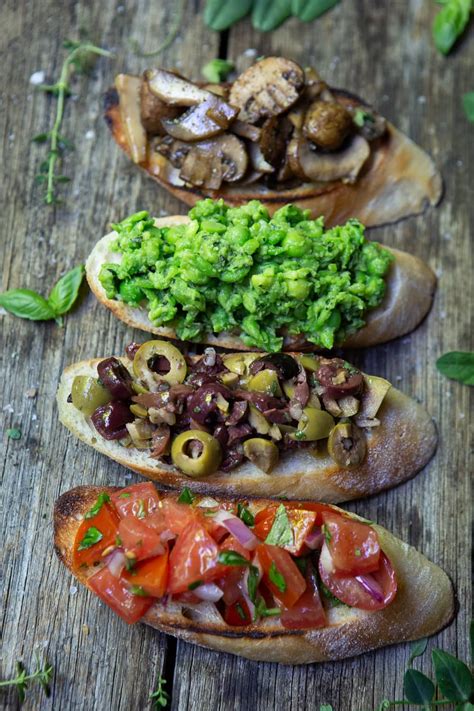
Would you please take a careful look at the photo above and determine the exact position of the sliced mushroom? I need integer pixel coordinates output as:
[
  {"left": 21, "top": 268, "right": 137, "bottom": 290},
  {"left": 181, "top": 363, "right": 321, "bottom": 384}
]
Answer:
[
  {"left": 115, "top": 74, "right": 147, "bottom": 164},
  {"left": 146, "top": 68, "right": 210, "bottom": 106},
  {"left": 180, "top": 149, "right": 223, "bottom": 189},
  {"left": 303, "top": 100, "right": 354, "bottom": 151},
  {"left": 229, "top": 57, "right": 305, "bottom": 124},
  {"left": 202, "top": 83, "right": 230, "bottom": 99},
  {"left": 302, "top": 67, "right": 328, "bottom": 102},
  {"left": 161, "top": 97, "right": 237, "bottom": 142},
  {"left": 293, "top": 133, "right": 370, "bottom": 183},
  {"left": 140, "top": 75, "right": 182, "bottom": 135},
  {"left": 249, "top": 142, "right": 274, "bottom": 174},
  {"left": 259, "top": 115, "right": 293, "bottom": 167},
  {"left": 231, "top": 119, "right": 261, "bottom": 142},
  {"left": 351, "top": 107, "right": 387, "bottom": 141},
  {"left": 154, "top": 135, "right": 192, "bottom": 168}
]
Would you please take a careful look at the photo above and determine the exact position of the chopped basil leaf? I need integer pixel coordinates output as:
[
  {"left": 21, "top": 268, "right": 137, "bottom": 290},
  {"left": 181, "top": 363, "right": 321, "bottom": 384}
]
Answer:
[
  {"left": 354, "top": 547, "right": 361, "bottom": 557},
  {"left": 136, "top": 499, "right": 146, "bottom": 519},
  {"left": 265, "top": 504, "right": 293, "bottom": 547},
  {"left": 115, "top": 534, "right": 122, "bottom": 546},
  {"left": 255, "top": 596, "right": 281, "bottom": 619},
  {"left": 202, "top": 58, "right": 234, "bottom": 83},
  {"left": 269, "top": 562, "right": 287, "bottom": 592},
  {"left": 85, "top": 492, "right": 111, "bottom": 519},
  {"left": 119, "top": 492, "right": 131, "bottom": 499},
  {"left": 353, "top": 108, "right": 374, "bottom": 127},
  {"left": 237, "top": 502, "right": 255, "bottom": 527},
  {"left": 218, "top": 551, "right": 249, "bottom": 566},
  {"left": 178, "top": 487, "right": 194, "bottom": 504},
  {"left": 188, "top": 580, "right": 203, "bottom": 590},
  {"left": 77, "top": 526, "right": 103, "bottom": 550},
  {"left": 319, "top": 581, "right": 344, "bottom": 606},
  {"left": 235, "top": 603, "right": 246, "bottom": 620},
  {"left": 247, "top": 565, "right": 259, "bottom": 603},
  {"left": 323, "top": 524, "right": 332, "bottom": 544},
  {"left": 125, "top": 557, "right": 136, "bottom": 572},
  {"left": 130, "top": 585, "right": 148, "bottom": 597},
  {"left": 6, "top": 428, "right": 21, "bottom": 440}
]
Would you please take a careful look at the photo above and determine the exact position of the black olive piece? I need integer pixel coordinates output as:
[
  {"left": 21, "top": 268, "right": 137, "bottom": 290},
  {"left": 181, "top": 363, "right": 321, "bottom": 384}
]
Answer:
[
  {"left": 249, "top": 353, "right": 300, "bottom": 380},
  {"left": 91, "top": 401, "right": 134, "bottom": 440},
  {"left": 97, "top": 357, "right": 134, "bottom": 400}
]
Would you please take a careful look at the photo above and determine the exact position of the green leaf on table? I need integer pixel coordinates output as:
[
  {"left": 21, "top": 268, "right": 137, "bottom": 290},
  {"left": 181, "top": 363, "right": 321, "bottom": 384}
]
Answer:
[
  {"left": 319, "top": 705, "right": 333, "bottom": 711},
  {"left": 432, "top": 648, "right": 474, "bottom": 702},
  {"left": 292, "top": 0, "right": 340, "bottom": 22},
  {"left": 470, "top": 619, "right": 474, "bottom": 661},
  {"left": 6, "top": 428, "right": 22, "bottom": 440},
  {"left": 204, "top": 0, "right": 253, "bottom": 31},
  {"left": 252, "top": 0, "right": 292, "bottom": 31},
  {"left": 32, "top": 133, "right": 50, "bottom": 143},
  {"left": 436, "top": 351, "right": 474, "bottom": 385},
  {"left": 403, "top": 668, "right": 435, "bottom": 704},
  {"left": 0, "top": 289, "right": 56, "bottom": 320},
  {"left": 47, "top": 264, "right": 85, "bottom": 315},
  {"left": 463, "top": 92, "right": 474, "bottom": 122},
  {"left": 202, "top": 59, "right": 234, "bottom": 84},
  {"left": 432, "top": 0, "right": 471, "bottom": 55},
  {"left": 408, "top": 637, "right": 428, "bottom": 665}
]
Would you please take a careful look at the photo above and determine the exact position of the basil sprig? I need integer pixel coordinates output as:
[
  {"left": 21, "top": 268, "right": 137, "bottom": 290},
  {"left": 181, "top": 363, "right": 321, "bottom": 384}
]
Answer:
[
  {"left": 292, "top": 0, "right": 340, "bottom": 22},
  {"left": 432, "top": 0, "right": 472, "bottom": 55},
  {"left": 204, "top": 0, "right": 253, "bottom": 30},
  {"left": 204, "top": 0, "right": 340, "bottom": 31},
  {"left": 463, "top": 92, "right": 474, "bottom": 122},
  {"left": 265, "top": 504, "right": 293, "bottom": 547},
  {"left": 0, "top": 265, "right": 85, "bottom": 323},
  {"left": 436, "top": 351, "right": 474, "bottom": 385}
]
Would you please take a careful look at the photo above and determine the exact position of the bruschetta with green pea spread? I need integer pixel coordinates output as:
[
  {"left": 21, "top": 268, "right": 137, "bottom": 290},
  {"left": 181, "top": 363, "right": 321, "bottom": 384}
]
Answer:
[
  {"left": 54, "top": 484, "right": 454, "bottom": 663},
  {"left": 86, "top": 200, "right": 436, "bottom": 352},
  {"left": 57, "top": 342, "right": 437, "bottom": 501}
]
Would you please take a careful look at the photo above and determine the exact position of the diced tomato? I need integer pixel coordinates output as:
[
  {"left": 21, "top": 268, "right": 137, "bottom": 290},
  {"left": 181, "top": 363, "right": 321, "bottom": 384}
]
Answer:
[
  {"left": 322, "top": 512, "right": 380, "bottom": 575},
  {"left": 88, "top": 566, "right": 153, "bottom": 623},
  {"left": 73, "top": 502, "right": 120, "bottom": 570},
  {"left": 224, "top": 598, "right": 252, "bottom": 626},
  {"left": 253, "top": 505, "right": 319, "bottom": 555},
  {"left": 118, "top": 516, "right": 165, "bottom": 561},
  {"left": 122, "top": 550, "right": 169, "bottom": 597},
  {"left": 110, "top": 483, "right": 161, "bottom": 519},
  {"left": 203, "top": 502, "right": 237, "bottom": 541},
  {"left": 167, "top": 521, "right": 220, "bottom": 594},
  {"left": 289, "top": 502, "right": 335, "bottom": 524},
  {"left": 160, "top": 498, "right": 203, "bottom": 536},
  {"left": 220, "top": 567, "right": 246, "bottom": 605},
  {"left": 257, "top": 543, "right": 306, "bottom": 609},
  {"left": 319, "top": 546, "right": 397, "bottom": 611},
  {"left": 280, "top": 563, "right": 326, "bottom": 630}
]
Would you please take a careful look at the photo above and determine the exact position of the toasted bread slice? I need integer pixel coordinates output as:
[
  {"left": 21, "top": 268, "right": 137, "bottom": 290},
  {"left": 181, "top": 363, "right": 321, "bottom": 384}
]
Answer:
[
  {"left": 104, "top": 85, "right": 442, "bottom": 229},
  {"left": 85, "top": 216, "right": 436, "bottom": 351},
  {"left": 54, "top": 486, "right": 454, "bottom": 664},
  {"left": 57, "top": 357, "right": 437, "bottom": 502}
]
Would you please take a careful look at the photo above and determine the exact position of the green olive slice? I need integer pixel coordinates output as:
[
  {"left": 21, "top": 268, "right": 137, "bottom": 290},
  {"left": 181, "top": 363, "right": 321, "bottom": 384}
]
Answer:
[
  {"left": 71, "top": 376, "right": 112, "bottom": 416},
  {"left": 243, "top": 438, "right": 279, "bottom": 474},
  {"left": 222, "top": 352, "right": 259, "bottom": 375},
  {"left": 328, "top": 422, "right": 367, "bottom": 466},
  {"left": 297, "top": 355, "right": 321, "bottom": 372},
  {"left": 133, "top": 340, "right": 187, "bottom": 386},
  {"left": 171, "top": 430, "right": 222, "bottom": 477},
  {"left": 248, "top": 404, "right": 270, "bottom": 434},
  {"left": 291, "top": 407, "right": 334, "bottom": 441},
  {"left": 248, "top": 369, "right": 283, "bottom": 397}
]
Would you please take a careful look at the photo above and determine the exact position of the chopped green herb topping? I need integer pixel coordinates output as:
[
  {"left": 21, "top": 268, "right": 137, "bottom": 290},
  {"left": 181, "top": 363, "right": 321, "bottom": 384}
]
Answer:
[
  {"left": 218, "top": 551, "right": 250, "bottom": 567},
  {"left": 188, "top": 580, "right": 203, "bottom": 590},
  {"left": 237, "top": 503, "right": 255, "bottom": 527},
  {"left": 77, "top": 526, "right": 103, "bottom": 550},
  {"left": 178, "top": 487, "right": 194, "bottom": 504},
  {"left": 119, "top": 492, "right": 131, "bottom": 499},
  {"left": 85, "top": 492, "right": 110, "bottom": 519},
  {"left": 265, "top": 504, "right": 293, "bottom": 547},
  {"left": 130, "top": 585, "right": 148, "bottom": 597},
  {"left": 269, "top": 562, "right": 287, "bottom": 592}
]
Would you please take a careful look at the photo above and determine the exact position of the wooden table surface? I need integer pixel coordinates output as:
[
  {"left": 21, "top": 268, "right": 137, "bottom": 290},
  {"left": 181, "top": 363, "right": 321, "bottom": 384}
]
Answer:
[{"left": 1, "top": 1, "right": 472, "bottom": 709}]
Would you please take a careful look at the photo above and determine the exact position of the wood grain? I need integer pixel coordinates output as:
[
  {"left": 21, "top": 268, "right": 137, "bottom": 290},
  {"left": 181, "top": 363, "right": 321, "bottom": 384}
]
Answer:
[{"left": 0, "top": 1, "right": 472, "bottom": 710}]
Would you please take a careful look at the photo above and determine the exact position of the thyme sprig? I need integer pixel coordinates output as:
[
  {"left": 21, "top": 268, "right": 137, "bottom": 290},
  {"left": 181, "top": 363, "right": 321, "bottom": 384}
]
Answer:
[
  {"left": 0, "top": 654, "right": 53, "bottom": 705},
  {"left": 149, "top": 675, "right": 170, "bottom": 708},
  {"left": 131, "top": 0, "right": 187, "bottom": 57},
  {"left": 33, "top": 39, "right": 112, "bottom": 205}
]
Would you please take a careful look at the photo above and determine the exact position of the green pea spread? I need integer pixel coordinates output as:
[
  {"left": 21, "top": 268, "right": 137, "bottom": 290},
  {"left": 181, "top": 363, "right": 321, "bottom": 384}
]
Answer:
[{"left": 99, "top": 200, "right": 393, "bottom": 351}]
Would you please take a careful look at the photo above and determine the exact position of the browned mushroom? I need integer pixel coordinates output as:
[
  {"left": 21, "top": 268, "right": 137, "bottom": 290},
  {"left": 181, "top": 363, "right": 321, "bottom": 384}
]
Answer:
[
  {"left": 161, "top": 97, "right": 238, "bottom": 142},
  {"left": 249, "top": 142, "right": 274, "bottom": 174},
  {"left": 114, "top": 74, "right": 147, "bottom": 164},
  {"left": 351, "top": 107, "right": 387, "bottom": 141},
  {"left": 290, "top": 133, "right": 370, "bottom": 183},
  {"left": 303, "top": 100, "right": 354, "bottom": 151},
  {"left": 229, "top": 57, "right": 305, "bottom": 124},
  {"left": 259, "top": 115, "right": 293, "bottom": 167},
  {"left": 140, "top": 76, "right": 182, "bottom": 135},
  {"left": 146, "top": 68, "right": 210, "bottom": 106},
  {"left": 230, "top": 120, "right": 261, "bottom": 142}
]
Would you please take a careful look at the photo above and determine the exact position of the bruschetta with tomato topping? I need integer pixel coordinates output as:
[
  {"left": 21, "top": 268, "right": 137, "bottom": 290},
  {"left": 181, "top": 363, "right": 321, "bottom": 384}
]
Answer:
[
  {"left": 56, "top": 341, "right": 437, "bottom": 502},
  {"left": 54, "top": 483, "right": 454, "bottom": 664},
  {"left": 105, "top": 57, "right": 442, "bottom": 228}
]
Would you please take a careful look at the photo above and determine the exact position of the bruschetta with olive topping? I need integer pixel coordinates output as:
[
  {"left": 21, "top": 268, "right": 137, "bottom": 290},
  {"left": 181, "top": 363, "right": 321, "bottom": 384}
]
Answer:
[
  {"left": 86, "top": 202, "right": 436, "bottom": 352},
  {"left": 57, "top": 342, "right": 437, "bottom": 501},
  {"left": 54, "top": 484, "right": 454, "bottom": 663},
  {"left": 105, "top": 56, "right": 442, "bottom": 227}
]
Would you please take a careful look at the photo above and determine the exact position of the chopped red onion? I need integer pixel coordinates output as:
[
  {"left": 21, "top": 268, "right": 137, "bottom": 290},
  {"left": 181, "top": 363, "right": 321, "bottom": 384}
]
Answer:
[
  {"left": 106, "top": 549, "right": 127, "bottom": 578},
  {"left": 203, "top": 347, "right": 217, "bottom": 367},
  {"left": 355, "top": 574, "right": 384, "bottom": 603},
  {"left": 160, "top": 529, "right": 176, "bottom": 543},
  {"left": 194, "top": 583, "right": 224, "bottom": 602},
  {"left": 304, "top": 527, "right": 324, "bottom": 550},
  {"left": 212, "top": 510, "right": 258, "bottom": 550},
  {"left": 239, "top": 567, "right": 256, "bottom": 621},
  {"left": 319, "top": 543, "right": 335, "bottom": 574}
]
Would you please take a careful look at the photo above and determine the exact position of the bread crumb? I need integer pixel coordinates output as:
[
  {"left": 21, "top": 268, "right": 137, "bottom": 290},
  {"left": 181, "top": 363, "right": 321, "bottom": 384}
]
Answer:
[
  {"left": 30, "top": 70, "right": 45, "bottom": 85},
  {"left": 26, "top": 387, "right": 38, "bottom": 398},
  {"left": 82, "top": 624, "right": 90, "bottom": 636}
]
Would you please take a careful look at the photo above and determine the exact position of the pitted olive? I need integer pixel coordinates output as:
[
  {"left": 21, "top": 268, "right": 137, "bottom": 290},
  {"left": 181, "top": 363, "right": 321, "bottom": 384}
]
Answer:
[
  {"left": 248, "top": 369, "right": 283, "bottom": 397},
  {"left": 249, "top": 353, "right": 299, "bottom": 380},
  {"left": 71, "top": 376, "right": 112, "bottom": 416},
  {"left": 328, "top": 422, "right": 367, "bottom": 466},
  {"left": 133, "top": 340, "right": 187, "bottom": 385},
  {"left": 248, "top": 404, "right": 271, "bottom": 434},
  {"left": 291, "top": 407, "right": 334, "bottom": 441},
  {"left": 171, "top": 429, "right": 222, "bottom": 477},
  {"left": 222, "top": 353, "right": 259, "bottom": 375},
  {"left": 297, "top": 355, "right": 321, "bottom": 372},
  {"left": 243, "top": 438, "right": 279, "bottom": 473}
]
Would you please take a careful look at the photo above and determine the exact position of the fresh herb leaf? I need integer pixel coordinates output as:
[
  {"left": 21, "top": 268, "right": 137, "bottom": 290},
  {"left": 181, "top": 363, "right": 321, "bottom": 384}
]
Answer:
[
  {"left": 237, "top": 503, "right": 255, "bottom": 527},
  {"left": 202, "top": 59, "right": 234, "bottom": 83},
  {"left": 149, "top": 675, "right": 169, "bottom": 709},
  {"left": 319, "top": 706, "right": 334, "bottom": 711},
  {"left": 403, "top": 668, "right": 435, "bottom": 704},
  {"left": 319, "top": 581, "right": 344, "bottom": 606},
  {"left": 323, "top": 524, "right": 332, "bottom": 544},
  {"left": 269, "top": 562, "right": 286, "bottom": 592},
  {"left": 218, "top": 551, "right": 250, "bottom": 566},
  {"left": 136, "top": 499, "right": 146, "bottom": 519},
  {"left": 436, "top": 351, "right": 474, "bottom": 385},
  {"left": 235, "top": 602, "right": 246, "bottom": 620},
  {"left": 265, "top": 504, "right": 293, "bottom": 547},
  {"left": 85, "top": 492, "right": 110, "bottom": 520},
  {"left": 119, "top": 492, "right": 131, "bottom": 499},
  {"left": 130, "top": 585, "right": 148, "bottom": 597},
  {"left": 252, "top": 0, "right": 292, "bottom": 31},
  {"left": 255, "top": 596, "right": 281, "bottom": 618},
  {"left": 6, "top": 428, "right": 22, "bottom": 440},
  {"left": 432, "top": 649, "right": 474, "bottom": 702},
  {"left": 408, "top": 637, "right": 428, "bottom": 665},
  {"left": 0, "top": 654, "right": 53, "bottom": 705},
  {"left": 432, "top": 0, "right": 472, "bottom": 55},
  {"left": 77, "top": 526, "right": 103, "bottom": 550},
  {"left": 47, "top": 265, "right": 85, "bottom": 315},
  {"left": 177, "top": 487, "right": 194, "bottom": 504},
  {"left": 292, "top": 0, "right": 340, "bottom": 22},
  {"left": 0, "top": 289, "right": 56, "bottom": 321},
  {"left": 188, "top": 580, "right": 203, "bottom": 590},
  {"left": 463, "top": 92, "right": 474, "bottom": 121},
  {"left": 247, "top": 565, "right": 259, "bottom": 603},
  {"left": 204, "top": 0, "right": 253, "bottom": 30}
]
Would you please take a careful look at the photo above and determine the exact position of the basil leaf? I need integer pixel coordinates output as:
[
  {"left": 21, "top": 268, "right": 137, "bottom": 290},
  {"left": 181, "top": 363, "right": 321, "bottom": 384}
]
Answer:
[
  {"left": 432, "top": 0, "right": 471, "bottom": 55},
  {"left": 218, "top": 551, "right": 249, "bottom": 566},
  {"left": 432, "top": 649, "right": 474, "bottom": 702},
  {"left": 436, "top": 351, "right": 474, "bottom": 385},
  {"left": 119, "top": 492, "right": 131, "bottom": 499},
  {"left": 47, "top": 264, "right": 85, "bottom": 315},
  {"left": 6, "top": 428, "right": 22, "bottom": 440},
  {"left": 403, "top": 668, "right": 435, "bottom": 704},
  {"left": 85, "top": 492, "right": 110, "bottom": 520},
  {"left": 265, "top": 504, "right": 293, "bottom": 547},
  {"left": 202, "top": 59, "right": 234, "bottom": 84},
  {"left": 319, "top": 706, "right": 334, "bottom": 711},
  {"left": 292, "top": 0, "right": 340, "bottom": 22},
  {"left": 178, "top": 487, "right": 194, "bottom": 504},
  {"left": 204, "top": 0, "right": 253, "bottom": 30},
  {"left": 408, "top": 637, "right": 428, "bottom": 665},
  {"left": 463, "top": 92, "right": 474, "bottom": 122},
  {"left": 188, "top": 580, "right": 202, "bottom": 590},
  {"left": 255, "top": 596, "right": 281, "bottom": 619},
  {"left": 237, "top": 503, "right": 255, "bottom": 527},
  {"left": 130, "top": 585, "right": 148, "bottom": 597},
  {"left": 269, "top": 561, "right": 286, "bottom": 592},
  {"left": 247, "top": 565, "right": 259, "bottom": 603},
  {"left": 77, "top": 526, "right": 103, "bottom": 550},
  {"left": 0, "top": 289, "right": 56, "bottom": 321},
  {"left": 252, "top": 0, "right": 292, "bottom": 31}
]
